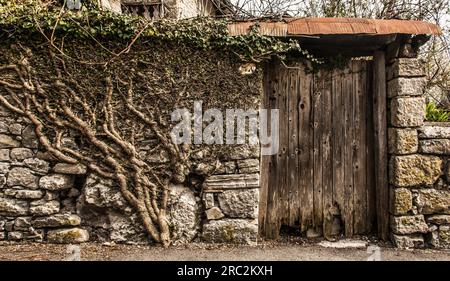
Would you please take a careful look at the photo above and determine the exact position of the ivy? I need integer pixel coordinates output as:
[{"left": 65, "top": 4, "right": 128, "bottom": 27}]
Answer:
[{"left": 0, "top": 0, "right": 319, "bottom": 63}]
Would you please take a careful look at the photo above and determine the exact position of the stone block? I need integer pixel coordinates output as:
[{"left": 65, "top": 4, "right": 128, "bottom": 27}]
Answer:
[
  {"left": 237, "top": 159, "right": 260, "bottom": 173},
  {"left": 39, "top": 174, "right": 74, "bottom": 190},
  {"left": 391, "top": 215, "right": 428, "bottom": 234},
  {"left": 203, "top": 174, "right": 260, "bottom": 191},
  {"left": 47, "top": 228, "right": 89, "bottom": 244},
  {"left": 388, "top": 128, "right": 418, "bottom": 154},
  {"left": 387, "top": 77, "right": 425, "bottom": 98},
  {"left": 0, "top": 134, "right": 20, "bottom": 148},
  {"left": 53, "top": 163, "right": 87, "bottom": 175},
  {"left": 7, "top": 167, "right": 39, "bottom": 189},
  {"left": 29, "top": 200, "right": 60, "bottom": 216},
  {"left": 426, "top": 215, "right": 450, "bottom": 225},
  {"left": 390, "top": 97, "right": 425, "bottom": 127},
  {"left": 416, "top": 189, "right": 450, "bottom": 214},
  {"left": 389, "top": 155, "right": 442, "bottom": 187},
  {"left": 419, "top": 125, "right": 450, "bottom": 139},
  {"left": 390, "top": 188, "right": 412, "bottom": 215},
  {"left": 0, "top": 198, "right": 28, "bottom": 216},
  {"left": 202, "top": 219, "right": 258, "bottom": 245},
  {"left": 205, "top": 207, "right": 225, "bottom": 220},
  {"left": 392, "top": 234, "right": 425, "bottom": 248},
  {"left": 218, "top": 189, "right": 259, "bottom": 219},
  {"left": 419, "top": 139, "right": 450, "bottom": 155},
  {"left": 23, "top": 158, "right": 50, "bottom": 174},
  {"left": 32, "top": 213, "right": 81, "bottom": 228},
  {"left": 387, "top": 58, "right": 425, "bottom": 80}
]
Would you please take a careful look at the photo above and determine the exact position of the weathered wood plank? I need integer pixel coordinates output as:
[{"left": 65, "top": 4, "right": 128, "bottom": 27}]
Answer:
[
  {"left": 321, "top": 69, "right": 333, "bottom": 239},
  {"left": 373, "top": 50, "right": 389, "bottom": 240},
  {"left": 332, "top": 66, "right": 345, "bottom": 238},
  {"left": 343, "top": 61, "right": 354, "bottom": 237},
  {"left": 313, "top": 69, "right": 324, "bottom": 235},
  {"left": 288, "top": 66, "right": 300, "bottom": 226},
  {"left": 298, "top": 61, "right": 314, "bottom": 233},
  {"left": 353, "top": 61, "right": 367, "bottom": 233}
]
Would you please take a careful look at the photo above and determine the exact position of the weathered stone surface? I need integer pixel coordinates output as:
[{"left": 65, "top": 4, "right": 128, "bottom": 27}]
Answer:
[
  {"left": 168, "top": 184, "right": 200, "bottom": 244},
  {"left": 82, "top": 174, "right": 128, "bottom": 210},
  {"left": 0, "top": 121, "right": 8, "bottom": 133},
  {"left": 419, "top": 139, "right": 450, "bottom": 155},
  {"left": 203, "top": 193, "right": 215, "bottom": 209},
  {"left": 15, "top": 189, "right": 44, "bottom": 199},
  {"left": 392, "top": 234, "right": 425, "bottom": 248},
  {"left": 218, "top": 189, "right": 259, "bottom": 218},
  {"left": 14, "top": 217, "right": 31, "bottom": 231},
  {"left": 204, "top": 173, "right": 260, "bottom": 191},
  {"left": 7, "top": 167, "right": 39, "bottom": 189},
  {"left": 388, "top": 128, "right": 418, "bottom": 154},
  {"left": 8, "top": 231, "right": 23, "bottom": 240},
  {"left": 390, "top": 188, "right": 412, "bottom": 215},
  {"left": 419, "top": 125, "right": 450, "bottom": 139},
  {"left": 387, "top": 77, "right": 425, "bottom": 98},
  {"left": 8, "top": 123, "right": 22, "bottom": 135},
  {"left": 53, "top": 163, "right": 87, "bottom": 175},
  {"left": 214, "top": 161, "right": 236, "bottom": 174},
  {"left": 202, "top": 219, "right": 258, "bottom": 244},
  {"left": 387, "top": 58, "right": 425, "bottom": 80},
  {"left": 107, "top": 212, "right": 147, "bottom": 244},
  {"left": 206, "top": 207, "right": 224, "bottom": 220},
  {"left": 39, "top": 174, "right": 73, "bottom": 190},
  {"left": 390, "top": 97, "right": 425, "bottom": 127},
  {"left": 32, "top": 213, "right": 81, "bottom": 228},
  {"left": 447, "top": 162, "right": 450, "bottom": 184},
  {"left": 426, "top": 215, "right": 450, "bottom": 225},
  {"left": 416, "top": 189, "right": 450, "bottom": 214},
  {"left": 10, "top": 148, "right": 34, "bottom": 161},
  {"left": 226, "top": 145, "right": 259, "bottom": 160},
  {"left": 21, "top": 125, "right": 39, "bottom": 149},
  {"left": 0, "top": 149, "right": 10, "bottom": 161},
  {"left": 439, "top": 225, "right": 450, "bottom": 247},
  {"left": 29, "top": 200, "right": 60, "bottom": 216},
  {"left": 0, "top": 198, "right": 28, "bottom": 215},
  {"left": 237, "top": 159, "right": 260, "bottom": 173},
  {"left": 0, "top": 134, "right": 20, "bottom": 148},
  {"left": 0, "top": 175, "right": 5, "bottom": 188},
  {"left": 391, "top": 215, "right": 428, "bottom": 234},
  {"left": 389, "top": 155, "right": 442, "bottom": 187},
  {"left": 194, "top": 162, "right": 218, "bottom": 175},
  {"left": 0, "top": 162, "right": 10, "bottom": 174},
  {"left": 23, "top": 158, "right": 50, "bottom": 174},
  {"left": 47, "top": 228, "right": 89, "bottom": 243}
]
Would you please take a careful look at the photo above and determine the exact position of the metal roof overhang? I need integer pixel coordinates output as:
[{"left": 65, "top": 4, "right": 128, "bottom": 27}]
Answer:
[{"left": 227, "top": 18, "right": 442, "bottom": 56}]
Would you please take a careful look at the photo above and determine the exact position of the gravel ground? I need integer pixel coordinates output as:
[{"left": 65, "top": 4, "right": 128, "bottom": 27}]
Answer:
[{"left": 0, "top": 240, "right": 449, "bottom": 261}]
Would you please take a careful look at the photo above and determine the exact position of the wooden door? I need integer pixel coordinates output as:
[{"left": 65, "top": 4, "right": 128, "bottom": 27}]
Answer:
[{"left": 259, "top": 58, "right": 376, "bottom": 239}]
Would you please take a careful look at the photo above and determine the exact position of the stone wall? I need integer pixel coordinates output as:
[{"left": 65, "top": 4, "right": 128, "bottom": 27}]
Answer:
[{"left": 387, "top": 57, "right": 450, "bottom": 249}]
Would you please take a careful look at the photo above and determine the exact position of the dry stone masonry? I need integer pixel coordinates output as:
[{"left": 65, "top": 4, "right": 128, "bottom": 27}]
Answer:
[{"left": 387, "top": 56, "right": 450, "bottom": 249}]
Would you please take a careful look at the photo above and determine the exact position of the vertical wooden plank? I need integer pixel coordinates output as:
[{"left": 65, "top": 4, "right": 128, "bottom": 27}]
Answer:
[
  {"left": 332, "top": 66, "right": 345, "bottom": 237},
  {"left": 288, "top": 65, "right": 300, "bottom": 226},
  {"left": 322, "top": 69, "right": 333, "bottom": 239},
  {"left": 264, "top": 59, "right": 281, "bottom": 239},
  {"left": 279, "top": 65, "right": 290, "bottom": 227},
  {"left": 366, "top": 62, "right": 377, "bottom": 233},
  {"left": 373, "top": 50, "right": 389, "bottom": 240},
  {"left": 298, "top": 61, "right": 314, "bottom": 233},
  {"left": 259, "top": 60, "right": 272, "bottom": 236},
  {"left": 343, "top": 62, "right": 354, "bottom": 237},
  {"left": 353, "top": 61, "right": 367, "bottom": 234},
  {"left": 313, "top": 69, "right": 323, "bottom": 235}
]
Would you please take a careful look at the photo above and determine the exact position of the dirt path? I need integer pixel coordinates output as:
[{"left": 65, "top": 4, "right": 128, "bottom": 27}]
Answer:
[{"left": 0, "top": 241, "right": 449, "bottom": 261}]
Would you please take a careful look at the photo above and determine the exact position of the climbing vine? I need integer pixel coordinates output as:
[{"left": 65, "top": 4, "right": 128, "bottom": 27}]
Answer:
[{"left": 0, "top": 1, "right": 319, "bottom": 246}]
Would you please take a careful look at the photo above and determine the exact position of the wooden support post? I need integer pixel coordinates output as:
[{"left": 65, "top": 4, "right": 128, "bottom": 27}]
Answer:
[{"left": 372, "top": 50, "right": 389, "bottom": 241}]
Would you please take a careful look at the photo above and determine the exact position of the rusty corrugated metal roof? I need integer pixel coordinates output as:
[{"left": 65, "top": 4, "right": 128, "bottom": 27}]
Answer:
[{"left": 227, "top": 18, "right": 442, "bottom": 36}]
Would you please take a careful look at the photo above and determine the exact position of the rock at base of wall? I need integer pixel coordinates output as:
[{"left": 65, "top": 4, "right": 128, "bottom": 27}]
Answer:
[
  {"left": 107, "top": 211, "right": 148, "bottom": 244},
  {"left": 416, "top": 189, "right": 450, "bottom": 214},
  {"left": 392, "top": 234, "right": 425, "bottom": 248},
  {"left": 202, "top": 219, "right": 258, "bottom": 245},
  {"left": 389, "top": 155, "right": 442, "bottom": 187},
  {"left": 168, "top": 184, "right": 200, "bottom": 244},
  {"left": 439, "top": 225, "right": 450, "bottom": 248},
  {"left": 390, "top": 215, "right": 428, "bottom": 234},
  {"left": 218, "top": 189, "right": 259, "bottom": 219},
  {"left": 32, "top": 213, "right": 81, "bottom": 228},
  {"left": 47, "top": 228, "right": 89, "bottom": 244}
]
